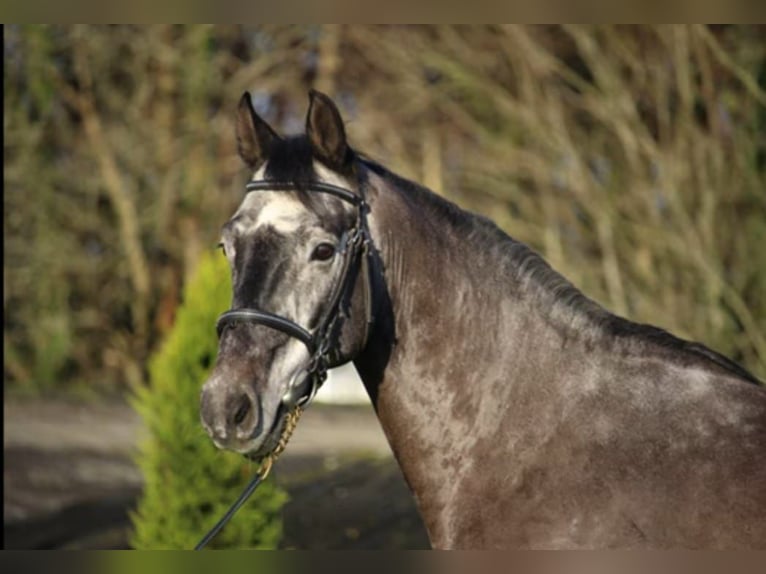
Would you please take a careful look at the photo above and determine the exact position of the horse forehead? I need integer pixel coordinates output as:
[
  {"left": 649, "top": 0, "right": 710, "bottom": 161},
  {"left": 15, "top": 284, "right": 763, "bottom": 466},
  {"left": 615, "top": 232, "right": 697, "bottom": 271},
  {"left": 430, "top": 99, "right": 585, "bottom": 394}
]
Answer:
[
  {"left": 232, "top": 192, "right": 311, "bottom": 234},
  {"left": 228, "top": 160, "right": 349, "bottom": 235}
]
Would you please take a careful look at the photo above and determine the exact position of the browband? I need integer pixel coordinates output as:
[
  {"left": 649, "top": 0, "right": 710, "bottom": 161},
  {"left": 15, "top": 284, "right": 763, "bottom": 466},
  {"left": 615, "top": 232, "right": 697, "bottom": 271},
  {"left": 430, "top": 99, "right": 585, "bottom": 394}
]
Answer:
[{"left": 245, "top": 180, "right": 363, "bottom": 206}]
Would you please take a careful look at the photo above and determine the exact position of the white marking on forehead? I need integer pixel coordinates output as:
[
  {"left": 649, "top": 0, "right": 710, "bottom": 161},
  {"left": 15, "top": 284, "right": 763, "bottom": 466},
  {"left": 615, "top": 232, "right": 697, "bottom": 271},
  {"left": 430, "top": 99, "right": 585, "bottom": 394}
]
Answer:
[
  {"left": 229, "top": 161, "right": 352, "bottom": 236},
  {"left": 230, "top": 163, "right": 308, "bottom": 234},
  {"left": 254, "top": 196, "right": 306, "bottom": 233},
  {"left": 232, "top": 192, "right": 307, "bottom": 234}
]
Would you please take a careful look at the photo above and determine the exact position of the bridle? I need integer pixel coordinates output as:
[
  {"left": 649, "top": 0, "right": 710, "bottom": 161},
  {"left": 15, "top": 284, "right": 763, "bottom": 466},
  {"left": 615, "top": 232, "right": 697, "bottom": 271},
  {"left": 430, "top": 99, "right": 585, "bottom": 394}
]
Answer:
[
  {"left": 216, "top": 179, "right": 375, "bottom": 409},
  {"left": 195, "top": 177, "right": 375, "bottom": 550}
]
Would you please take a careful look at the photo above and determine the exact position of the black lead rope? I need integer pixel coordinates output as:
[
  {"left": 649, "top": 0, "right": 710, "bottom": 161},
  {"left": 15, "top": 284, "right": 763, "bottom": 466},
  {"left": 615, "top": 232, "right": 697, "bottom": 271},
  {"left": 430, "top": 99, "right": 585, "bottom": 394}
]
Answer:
[
  {"left": 194, "top": 470, "right": 267, "bottom": 550},
  {"left": 194, "top": 407, "right": 304, "bottom": 550}
]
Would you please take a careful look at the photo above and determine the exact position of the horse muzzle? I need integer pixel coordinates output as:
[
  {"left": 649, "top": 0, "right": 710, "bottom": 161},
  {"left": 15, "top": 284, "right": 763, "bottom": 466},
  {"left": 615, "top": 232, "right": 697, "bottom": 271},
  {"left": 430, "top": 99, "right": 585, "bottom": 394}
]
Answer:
[{"left": 199, "top": 378, "right": 264, "bottom": 452}]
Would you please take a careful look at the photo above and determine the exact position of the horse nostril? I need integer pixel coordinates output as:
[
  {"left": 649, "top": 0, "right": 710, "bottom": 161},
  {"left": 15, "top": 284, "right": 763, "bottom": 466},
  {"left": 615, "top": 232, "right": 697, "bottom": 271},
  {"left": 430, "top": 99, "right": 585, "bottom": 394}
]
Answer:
[{"left": 232, "top": 393, "right": 251, "bottom": 427}]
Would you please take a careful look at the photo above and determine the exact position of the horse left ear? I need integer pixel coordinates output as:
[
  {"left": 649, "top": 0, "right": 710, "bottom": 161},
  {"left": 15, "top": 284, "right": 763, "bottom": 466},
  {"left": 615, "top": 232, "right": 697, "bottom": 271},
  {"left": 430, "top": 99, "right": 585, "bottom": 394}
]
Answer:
[{"left": 306, "top": 89, "right": 350, "bottom": 170}]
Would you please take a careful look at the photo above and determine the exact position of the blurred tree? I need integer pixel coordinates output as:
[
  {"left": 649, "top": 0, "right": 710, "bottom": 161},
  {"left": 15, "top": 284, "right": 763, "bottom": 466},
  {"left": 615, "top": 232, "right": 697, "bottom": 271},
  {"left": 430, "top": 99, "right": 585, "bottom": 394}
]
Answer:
[{"left": 130, "top": 250, "right": 287, "bottom": 549}]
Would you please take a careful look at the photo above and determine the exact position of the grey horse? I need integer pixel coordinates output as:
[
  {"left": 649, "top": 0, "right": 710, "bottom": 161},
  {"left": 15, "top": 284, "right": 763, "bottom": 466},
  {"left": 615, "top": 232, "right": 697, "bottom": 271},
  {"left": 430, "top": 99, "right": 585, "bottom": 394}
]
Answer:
[{"left": 200, "top": 90, "right": 766, "bottom": 549}]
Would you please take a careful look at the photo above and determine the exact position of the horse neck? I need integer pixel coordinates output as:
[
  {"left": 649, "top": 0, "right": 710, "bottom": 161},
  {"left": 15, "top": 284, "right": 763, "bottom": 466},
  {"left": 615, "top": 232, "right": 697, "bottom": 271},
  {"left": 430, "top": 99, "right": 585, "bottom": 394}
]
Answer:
[{"left": 353, "top": 167, "right": 590, "bottom": 541}]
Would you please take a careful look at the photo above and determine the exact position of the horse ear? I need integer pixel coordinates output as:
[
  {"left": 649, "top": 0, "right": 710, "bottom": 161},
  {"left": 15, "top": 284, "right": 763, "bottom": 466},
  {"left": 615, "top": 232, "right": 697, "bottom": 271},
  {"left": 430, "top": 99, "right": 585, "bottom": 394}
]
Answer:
[
  {"left": 306, "top": 89, "right": 350, "bottom": 170},
  {"left": 236, "top": 92, "right": 280, "bottom": 169}
]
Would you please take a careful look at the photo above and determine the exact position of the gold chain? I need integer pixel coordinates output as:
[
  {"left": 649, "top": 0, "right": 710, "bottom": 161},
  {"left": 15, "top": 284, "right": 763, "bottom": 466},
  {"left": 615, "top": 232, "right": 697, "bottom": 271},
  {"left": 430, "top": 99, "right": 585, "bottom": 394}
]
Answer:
[{"left": 255, "top": 406, "right": 303, "bottom": 481}]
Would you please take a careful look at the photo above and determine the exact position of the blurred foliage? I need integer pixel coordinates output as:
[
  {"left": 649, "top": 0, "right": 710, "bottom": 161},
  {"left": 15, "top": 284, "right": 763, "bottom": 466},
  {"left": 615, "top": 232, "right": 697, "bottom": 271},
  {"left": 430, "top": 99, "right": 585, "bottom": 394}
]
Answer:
[
  {"left": 130, "top": 251, "right": 286, "bottom": 549},
  {"left": 4, "top": 25, "right": 765, "bottom": 391}
]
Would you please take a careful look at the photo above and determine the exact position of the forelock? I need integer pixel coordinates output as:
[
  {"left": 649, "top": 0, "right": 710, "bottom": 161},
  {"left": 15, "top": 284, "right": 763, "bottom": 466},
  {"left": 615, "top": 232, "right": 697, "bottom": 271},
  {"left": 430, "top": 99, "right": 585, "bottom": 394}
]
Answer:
[
  {"left": 228, "top": 135, "right": 356, "bottom": 236},
  {"left": 263, "top": 136, "right": 315, "bottom": 189}
]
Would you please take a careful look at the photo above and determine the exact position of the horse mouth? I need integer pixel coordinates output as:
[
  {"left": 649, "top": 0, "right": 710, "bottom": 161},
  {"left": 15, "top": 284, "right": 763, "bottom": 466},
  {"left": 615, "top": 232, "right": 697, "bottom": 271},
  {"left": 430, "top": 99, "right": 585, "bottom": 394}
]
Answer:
[{"left": 243, "top": 403, "right": 290, "bottom": 462}]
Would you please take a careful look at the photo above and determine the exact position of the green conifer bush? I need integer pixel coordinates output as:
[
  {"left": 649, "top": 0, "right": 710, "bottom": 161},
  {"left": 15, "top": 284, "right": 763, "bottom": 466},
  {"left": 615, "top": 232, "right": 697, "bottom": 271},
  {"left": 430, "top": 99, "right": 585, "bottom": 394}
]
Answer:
[{"left": 130, "top": 251, "right": 287, "bottom": 549}]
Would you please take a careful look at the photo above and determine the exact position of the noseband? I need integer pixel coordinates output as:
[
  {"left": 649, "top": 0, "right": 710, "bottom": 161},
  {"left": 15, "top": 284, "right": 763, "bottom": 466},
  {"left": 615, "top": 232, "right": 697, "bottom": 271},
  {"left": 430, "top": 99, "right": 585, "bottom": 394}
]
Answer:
[{"left": 215, "top": 179, "right": 374, "bottom": 409}]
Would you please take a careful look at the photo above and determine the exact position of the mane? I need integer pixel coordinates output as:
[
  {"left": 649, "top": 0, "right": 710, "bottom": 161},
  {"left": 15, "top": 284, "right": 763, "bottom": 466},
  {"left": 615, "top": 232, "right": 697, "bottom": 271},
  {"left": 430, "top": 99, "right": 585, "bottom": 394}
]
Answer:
[{"left": 360, "top": 156, "right": 762, "bottom": 386}]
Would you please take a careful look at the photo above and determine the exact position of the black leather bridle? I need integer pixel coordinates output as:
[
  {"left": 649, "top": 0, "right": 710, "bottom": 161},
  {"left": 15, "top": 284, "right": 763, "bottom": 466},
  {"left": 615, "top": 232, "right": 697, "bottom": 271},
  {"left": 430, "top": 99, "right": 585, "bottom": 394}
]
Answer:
[
  {"left": 215, "top": 179, "right": 375, "bottom": 410},
  {"left": 195, "top": 177, "right": 375, "bottom": 550}
]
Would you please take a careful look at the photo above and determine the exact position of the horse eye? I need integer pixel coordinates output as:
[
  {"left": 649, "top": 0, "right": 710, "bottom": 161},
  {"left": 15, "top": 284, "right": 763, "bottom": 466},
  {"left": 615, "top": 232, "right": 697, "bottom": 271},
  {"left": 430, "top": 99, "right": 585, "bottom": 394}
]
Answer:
[
  {"left": 217, "top": 242, "right": 227, "bottom": 257},
  {"left": 311, "top": 243, "right": 336, "bottom": 262}
]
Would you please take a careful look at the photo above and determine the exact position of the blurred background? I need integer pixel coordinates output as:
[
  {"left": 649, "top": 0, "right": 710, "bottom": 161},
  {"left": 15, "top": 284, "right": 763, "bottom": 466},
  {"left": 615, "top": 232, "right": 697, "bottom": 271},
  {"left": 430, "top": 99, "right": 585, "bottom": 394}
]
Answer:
[{"left": 4, "top": 25, "right": 766, "bottom": 549}]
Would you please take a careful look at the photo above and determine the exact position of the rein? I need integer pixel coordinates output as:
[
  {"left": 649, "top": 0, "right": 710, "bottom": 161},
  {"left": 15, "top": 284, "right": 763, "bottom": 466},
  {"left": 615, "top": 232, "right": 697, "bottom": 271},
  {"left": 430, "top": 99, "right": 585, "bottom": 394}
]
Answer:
[{"left": 195, "top": 178, "right": 374, "bottom": 550}]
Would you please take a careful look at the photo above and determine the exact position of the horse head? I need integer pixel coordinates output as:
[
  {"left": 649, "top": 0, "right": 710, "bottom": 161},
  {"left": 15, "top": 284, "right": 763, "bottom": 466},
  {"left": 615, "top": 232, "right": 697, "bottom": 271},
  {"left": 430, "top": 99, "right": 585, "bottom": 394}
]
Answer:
[{"left": 199, "top": 90, "right": 372, "bottom": 458}]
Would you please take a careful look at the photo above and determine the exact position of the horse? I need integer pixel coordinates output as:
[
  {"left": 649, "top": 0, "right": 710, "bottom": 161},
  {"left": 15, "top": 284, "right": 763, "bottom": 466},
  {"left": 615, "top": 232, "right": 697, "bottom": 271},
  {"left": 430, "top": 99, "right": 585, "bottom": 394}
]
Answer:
[{"left": 199, "top": 89, "right": 766, "bottom": 549}]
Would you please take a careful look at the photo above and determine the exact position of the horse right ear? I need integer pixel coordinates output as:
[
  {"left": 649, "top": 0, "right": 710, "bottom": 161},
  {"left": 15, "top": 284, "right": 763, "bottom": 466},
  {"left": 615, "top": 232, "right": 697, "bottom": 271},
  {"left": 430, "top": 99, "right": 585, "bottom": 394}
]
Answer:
[
  {"left": 306, "top": 89, "right": 350, "bottom": 170},
  {"left": 236, "top": 92, "right": 280, "bottom": 169}
]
